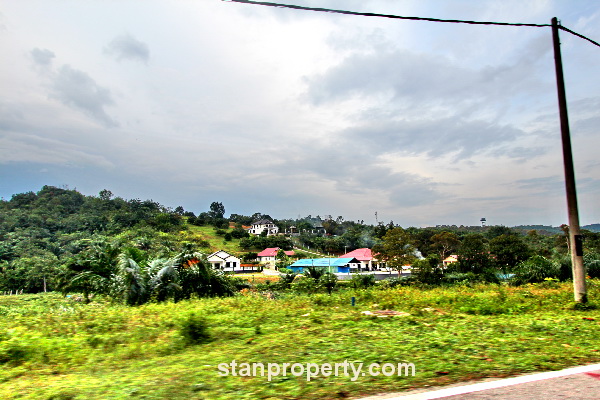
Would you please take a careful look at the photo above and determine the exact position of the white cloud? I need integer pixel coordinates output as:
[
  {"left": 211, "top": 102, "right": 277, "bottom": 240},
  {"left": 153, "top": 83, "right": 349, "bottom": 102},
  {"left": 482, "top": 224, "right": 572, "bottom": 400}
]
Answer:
[{"left": 104, "top": 33, "right": 150, "bottom": 63}]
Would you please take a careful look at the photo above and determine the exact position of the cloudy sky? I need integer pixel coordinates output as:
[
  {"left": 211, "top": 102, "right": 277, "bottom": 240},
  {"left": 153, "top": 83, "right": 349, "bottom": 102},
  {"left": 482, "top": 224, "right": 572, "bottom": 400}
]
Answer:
[{"left": 1, "top": 0, "right": 599, "bottom": 227}]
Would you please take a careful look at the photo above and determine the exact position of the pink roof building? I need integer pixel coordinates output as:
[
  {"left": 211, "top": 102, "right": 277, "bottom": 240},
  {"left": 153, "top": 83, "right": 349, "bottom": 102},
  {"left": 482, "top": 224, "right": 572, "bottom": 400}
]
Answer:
[
  {"left": 257, "top": 248, "right": 295, "bottom": 266},
  {"left": 341, "top": 248, "right": 379, "bottom": 270},
  {"left": 342, "top": 248, "right": 373, "bottom": 261}
]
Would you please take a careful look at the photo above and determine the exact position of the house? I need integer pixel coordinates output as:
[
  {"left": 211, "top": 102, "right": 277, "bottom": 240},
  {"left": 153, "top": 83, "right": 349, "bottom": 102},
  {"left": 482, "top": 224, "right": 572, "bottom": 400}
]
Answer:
[
  {"left": 257, "top": 247, "right": 295, "bottom": 266},
  {"left": 341, "top": 248, "right": 383, "bottom": 271},
  {"left": 289, "top": 257, "right": 361, "bottom": 274},
  {"left": 247, "top": 218, "right": 279, "bottom": 236},
  {"left": 442, "top": 255, "right": 458, "bottom": 268},
  {"left": 207, "top": 250, "right": 241, "bottom": 271}
]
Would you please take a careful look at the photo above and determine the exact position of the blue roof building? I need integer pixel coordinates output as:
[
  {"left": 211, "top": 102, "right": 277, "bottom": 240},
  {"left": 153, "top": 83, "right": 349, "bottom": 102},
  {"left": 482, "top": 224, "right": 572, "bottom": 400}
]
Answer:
[{"left": 289, "top": 257, "right": 360, "bottom": 273}]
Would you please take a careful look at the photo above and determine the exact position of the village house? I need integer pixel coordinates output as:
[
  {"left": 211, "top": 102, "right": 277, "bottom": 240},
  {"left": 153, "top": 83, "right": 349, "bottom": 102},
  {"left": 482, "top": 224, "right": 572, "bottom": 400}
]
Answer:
[
  {"left": 442, "top": 254, "right": 459, "bottom": 268},
  {"left": 247, "top": 218, "right": 279, "bottom": 236},
  {"left": 341, "top": 248, "right": 383, "bottom": 271},
  {"left": 207, "top": 250, "right": 241, "bottom": 271},
  {"left": 257, "top": 247, "right": 295, "bottom": 266}
]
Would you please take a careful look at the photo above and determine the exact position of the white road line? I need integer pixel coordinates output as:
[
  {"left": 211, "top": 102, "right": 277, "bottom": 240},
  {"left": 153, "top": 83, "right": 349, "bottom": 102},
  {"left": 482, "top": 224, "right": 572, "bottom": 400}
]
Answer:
[{"left": 363, "top": 363, "right": 600, "bottom": 400}]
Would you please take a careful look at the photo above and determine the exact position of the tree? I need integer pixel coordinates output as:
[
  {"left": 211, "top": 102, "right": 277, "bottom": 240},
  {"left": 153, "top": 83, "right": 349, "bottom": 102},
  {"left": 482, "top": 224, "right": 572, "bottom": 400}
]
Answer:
[
  {"left": 430, "top": 231, "right": 461, "bottom": 262},
  {"left": 112, "top": 251, "right": 148, "bottom": 306},
  {"left": 489, "top": 234, "right": 531, "bottom": 274},
  {"left": 98, "top": 189, "right": 113, "bottom": 201},
  {"left": 372, "top": 227, "right": 416, "bottom": 275},
  {"left": 411, "top": 256, "right": 443, "bottom": 285},
  {"left": 511, "top": 256, "right": 560, "bottom": 285},
  {"left": 275, "top": 248, "right": 290, "bottom": 270},
  {"left": 209, "top": 202, "right": 225, "bottom": 219},
  {"left": 485, "top": 225, "right": 514, "bottom": 240},
  {"left": 456, "top": 234, "right": 491, "bottom": 275}
]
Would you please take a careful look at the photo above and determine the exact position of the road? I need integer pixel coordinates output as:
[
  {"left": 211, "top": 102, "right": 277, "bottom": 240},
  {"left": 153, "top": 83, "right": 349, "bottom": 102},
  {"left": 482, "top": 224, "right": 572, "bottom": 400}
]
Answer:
[{"left": 357, "top": 363, "right": 600, "bottom": 400}]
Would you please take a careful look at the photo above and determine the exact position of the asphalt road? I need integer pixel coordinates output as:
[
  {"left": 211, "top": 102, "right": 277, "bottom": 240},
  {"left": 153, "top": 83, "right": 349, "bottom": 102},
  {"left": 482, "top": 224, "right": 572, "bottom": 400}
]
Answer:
[{"left": 358, "top": 363, "right": 600, "bottom": 400}]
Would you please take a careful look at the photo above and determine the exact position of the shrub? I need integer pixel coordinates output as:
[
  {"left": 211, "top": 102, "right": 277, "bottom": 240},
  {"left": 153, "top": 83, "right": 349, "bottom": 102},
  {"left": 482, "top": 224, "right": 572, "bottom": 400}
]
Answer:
[
  {"left": 350, "top": 273, "right": 375, "bottom": 289},
  {"left": 275, "top": 272, "right": 296, "bottom": 290},
  {"left": 584, "top": 253, "right": 600, "bottom": 278},
  {"left": 320, "top": 272, "right": 338, "bottom": 294},
  {"left": 411, "top": 258, "right": 443, "bottom": 285},
  {"left": 377, "top": 276, "right": 413, "bottom": 289},
  {"left": 179, "top": 313, "right": 210, "bottom": 345},
  {"left": 511, "top": 256, "right": 560, "bottom": 285},
  {"left": 291, "top": 276, "right": 321, "bottom": 294}
]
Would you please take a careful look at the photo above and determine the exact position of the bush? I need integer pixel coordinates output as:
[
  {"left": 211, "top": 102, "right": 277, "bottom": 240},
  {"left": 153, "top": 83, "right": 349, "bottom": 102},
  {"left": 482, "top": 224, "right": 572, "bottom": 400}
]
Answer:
[
  {"left": 441, "top": 272, "right": 481, "bottom": 285},
  {"left": 275, "top": 272, "right": 296, "bottom": 290},
  {"left": 377, "top": 276, "right": 413, "bottom": 289},
  {"left": 511, "top": 256, "right": 560, "bottom": 286},
  {"left": 584, "top": 253, "right": 600, "bottom": 278},
  {"left": 179, "top": 313, "right": 210, "bottom": 345},
  {"left": 411, "top": 258, "right": 443, "bottom": 285},
  {"left": 291, "top": 275, "right": 321, "bottom": 294},
  {"left": 350, "top": 273, "right": 375, "bottom": 289},
  {"left": 320, "top": 272, "right": 338, "bottom": 294}
]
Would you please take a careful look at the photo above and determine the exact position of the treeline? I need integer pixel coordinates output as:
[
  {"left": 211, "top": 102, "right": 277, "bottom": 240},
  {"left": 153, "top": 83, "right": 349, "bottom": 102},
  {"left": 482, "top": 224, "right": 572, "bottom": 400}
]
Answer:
[
  {"left": 2, "top": 185, "right": 600, "bottom": 296},
  {"left": 0, "top": 186, "right": 212, "bottom": 295}
]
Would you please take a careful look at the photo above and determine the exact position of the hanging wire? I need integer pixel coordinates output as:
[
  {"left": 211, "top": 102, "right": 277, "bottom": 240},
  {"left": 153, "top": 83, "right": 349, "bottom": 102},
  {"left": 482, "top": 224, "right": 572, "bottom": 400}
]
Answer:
[
  {"left": 225, "top": 0, "right": 551, "bottom": 27},
  {"left": 226, "top": 0, "right": 600, "bottom": 48},
  {"left": 559, "top": 25, "right": 600, "bottom": 49}
]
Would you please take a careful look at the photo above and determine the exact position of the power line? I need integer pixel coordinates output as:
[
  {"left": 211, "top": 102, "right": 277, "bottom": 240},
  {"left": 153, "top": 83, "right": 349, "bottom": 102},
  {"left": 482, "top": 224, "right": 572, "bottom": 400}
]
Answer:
[
  {"left": 226, "top": 0, "right": 550, "bottom": 28},
  {"left": 559, "top": 25, "right": 600, "bottom": 49},
  {"left": 226, "top": 0, "right": 600, "bottom": 48}
]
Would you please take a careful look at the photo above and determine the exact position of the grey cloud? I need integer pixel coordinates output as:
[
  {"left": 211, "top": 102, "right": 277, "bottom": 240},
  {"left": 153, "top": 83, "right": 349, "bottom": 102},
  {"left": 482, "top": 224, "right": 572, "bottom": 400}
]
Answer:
[
  {"left": 30, "top": 48, "right": 55, "bottom": 66},
  {"left": 0, "top": 131, "right": 114, "bottom": 168},
  {"left": 104, "top": 34, "right": 150, "bottom": 63},
  {"left": 515, "top": 176, "right": 564, "bottom": 195},
  {"left": 49, "top": 65, "right": 116, "bottom": 127},
  {"left": 305, "top": 34, "right": 550, "bottom": 115},
  {"left": 341, "top": 116, "right": 524, "bottom": 161},
  {"left": 284, "top": 141, "right": 444, "bottom": 208}
]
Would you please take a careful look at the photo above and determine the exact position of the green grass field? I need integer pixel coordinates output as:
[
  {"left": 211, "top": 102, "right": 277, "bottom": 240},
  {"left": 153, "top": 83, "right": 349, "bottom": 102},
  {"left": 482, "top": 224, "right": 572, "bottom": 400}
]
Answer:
[
  {"left": 1, "top": 281, "right": 599, "bottom": 399},
  {"left": 187, "top": 224, "right": 246, "bottom": 255}
]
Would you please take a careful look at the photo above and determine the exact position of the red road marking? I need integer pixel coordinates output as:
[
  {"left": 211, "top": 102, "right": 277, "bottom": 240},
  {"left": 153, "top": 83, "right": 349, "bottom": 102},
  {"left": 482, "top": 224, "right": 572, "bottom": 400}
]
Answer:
[{"left": 585, "top": 372, "right": 600, "bottom": 380}]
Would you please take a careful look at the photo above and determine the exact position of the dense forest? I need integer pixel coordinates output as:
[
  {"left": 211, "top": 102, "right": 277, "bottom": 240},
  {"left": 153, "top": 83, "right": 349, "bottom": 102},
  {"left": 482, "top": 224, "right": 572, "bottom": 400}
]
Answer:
[{"left": 2, "top": 185, "right": 600, "bottom": 299}]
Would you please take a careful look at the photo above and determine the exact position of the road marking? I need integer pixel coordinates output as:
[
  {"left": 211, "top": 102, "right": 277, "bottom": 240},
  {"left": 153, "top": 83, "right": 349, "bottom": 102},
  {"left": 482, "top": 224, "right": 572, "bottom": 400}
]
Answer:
[{"left": 360, "top": 363, "right": 600, "bottom": 400}]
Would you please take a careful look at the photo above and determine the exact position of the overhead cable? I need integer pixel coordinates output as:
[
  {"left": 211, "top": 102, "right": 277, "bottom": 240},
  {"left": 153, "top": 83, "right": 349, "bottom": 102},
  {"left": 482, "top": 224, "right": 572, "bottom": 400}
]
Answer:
[
  {"left": 225, "top": 0, "right": 551, "bottom": 28},
  {"left": 559, "top": 25, "right": 600, "bottom": 49},
  {"left": 226, "top": 0, "right": 600, "bottom": 48}
]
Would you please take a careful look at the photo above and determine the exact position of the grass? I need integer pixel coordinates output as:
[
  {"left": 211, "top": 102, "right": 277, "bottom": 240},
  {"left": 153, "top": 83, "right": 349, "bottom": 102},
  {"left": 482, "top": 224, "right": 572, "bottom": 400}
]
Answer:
[
  {"left": 1, "top": 281, "right": 599, "bottom": 399},
  {"left": 186, "top": 225, "right": 246, "bottom": 254}
]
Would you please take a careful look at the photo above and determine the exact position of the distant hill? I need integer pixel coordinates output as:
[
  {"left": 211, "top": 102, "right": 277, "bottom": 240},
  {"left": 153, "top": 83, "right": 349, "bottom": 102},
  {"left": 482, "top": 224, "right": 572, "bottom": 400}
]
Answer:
[
  {"left": 512, "top": 225, "right": 562, "bottom": 235},
  {"left": 512, "top": 224, "right": 600, "bottom": 234},
  {"left": 583, "top": 224, "right": 600, "bottom": 233}
]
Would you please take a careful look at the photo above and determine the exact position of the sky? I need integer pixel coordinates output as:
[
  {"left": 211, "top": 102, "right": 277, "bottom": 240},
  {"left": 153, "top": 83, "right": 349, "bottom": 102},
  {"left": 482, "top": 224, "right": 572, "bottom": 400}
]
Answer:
[{"left": 1, "top": 0, "right": 599, "bottom": 227}]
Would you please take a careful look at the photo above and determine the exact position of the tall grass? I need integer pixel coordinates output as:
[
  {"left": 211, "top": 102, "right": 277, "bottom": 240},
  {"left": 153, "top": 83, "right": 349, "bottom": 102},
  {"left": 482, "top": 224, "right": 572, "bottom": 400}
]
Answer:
[{"left": 0, "top": 281, "right": 598, "bottom": 399}]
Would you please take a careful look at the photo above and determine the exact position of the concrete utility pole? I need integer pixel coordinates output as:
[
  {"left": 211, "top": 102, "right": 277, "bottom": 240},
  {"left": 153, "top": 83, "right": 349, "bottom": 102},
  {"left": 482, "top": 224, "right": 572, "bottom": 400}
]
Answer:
[{"left": 551, "top": 17, "right": 587, "bottom": 303}]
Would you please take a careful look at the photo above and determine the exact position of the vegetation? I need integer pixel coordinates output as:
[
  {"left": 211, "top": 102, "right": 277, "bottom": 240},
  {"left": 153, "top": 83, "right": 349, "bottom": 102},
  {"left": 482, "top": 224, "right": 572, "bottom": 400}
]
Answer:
[
  {"left": 1, "top": 282, "right": 599, "bottom": 399},
  {"left": 3, "top": 185, "right": 600, "bottom": 398}
]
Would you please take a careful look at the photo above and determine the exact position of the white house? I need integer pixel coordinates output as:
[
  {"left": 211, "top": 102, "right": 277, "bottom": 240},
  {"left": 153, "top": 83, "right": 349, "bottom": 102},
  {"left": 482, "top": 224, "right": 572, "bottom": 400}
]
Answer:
[
  {"left": 257, "top": 247, "right": 295, "bottom": 266},
  {"left": 247, "top": 218, "right": 279, "bottom": 236},
  {"left": 207, "top": 250, "right": 241, "bottom": 271}
]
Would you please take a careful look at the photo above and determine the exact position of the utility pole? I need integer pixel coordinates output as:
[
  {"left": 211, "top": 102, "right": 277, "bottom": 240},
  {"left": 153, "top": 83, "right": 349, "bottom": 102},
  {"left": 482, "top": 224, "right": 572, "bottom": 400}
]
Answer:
[{"left": 551, "top": 17, "right": 587, "bottom": 303}]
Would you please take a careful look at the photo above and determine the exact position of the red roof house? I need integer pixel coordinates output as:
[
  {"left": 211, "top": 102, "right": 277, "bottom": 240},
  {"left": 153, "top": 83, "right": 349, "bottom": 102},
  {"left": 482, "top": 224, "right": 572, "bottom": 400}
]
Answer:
[
  {"left": 341, "top": 248, "right": 380, "bottom": 270},
  {"left": 257, "top": 247, "right": 295, "bottom": 265}
]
